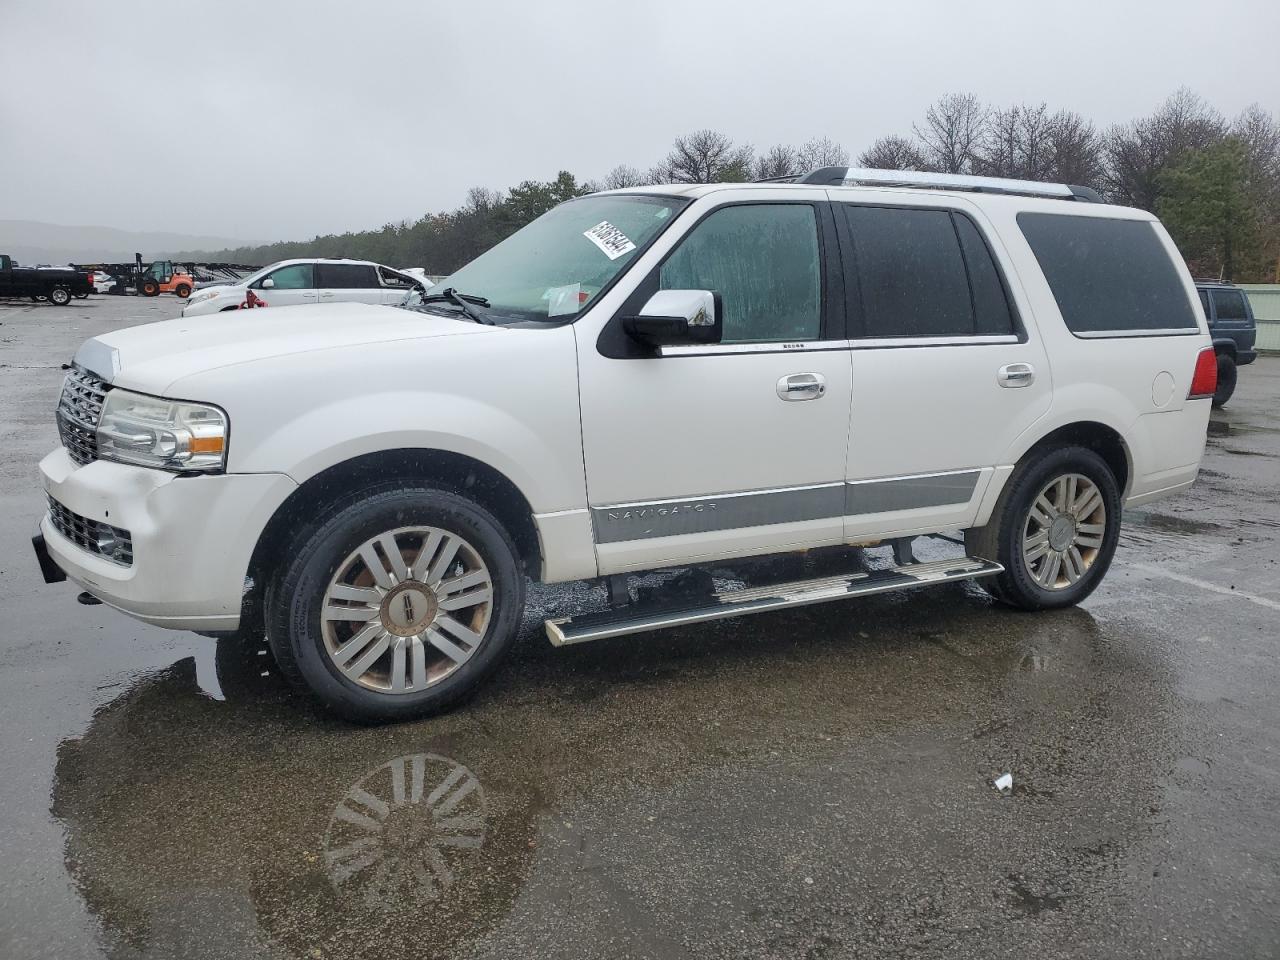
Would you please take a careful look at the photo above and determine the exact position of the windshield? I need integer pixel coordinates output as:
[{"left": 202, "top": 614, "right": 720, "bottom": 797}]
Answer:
[{"left": 430, "top": 194, "right": 687, "bottom": 322}]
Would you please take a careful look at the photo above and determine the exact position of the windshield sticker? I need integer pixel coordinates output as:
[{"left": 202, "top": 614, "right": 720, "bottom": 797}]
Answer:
[
  {"left": 546, "top": 283, "right": 582, "bottom": 317},
  {"left": 583, "top": 221, "right": 637, "bottom": 260}
]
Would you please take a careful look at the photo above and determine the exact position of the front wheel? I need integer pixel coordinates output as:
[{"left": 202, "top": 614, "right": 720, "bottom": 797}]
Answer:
[
  {"left": 1212, "top": 353, "right": 1237, "bottom": 408},
  {"left": 266, "top": 486, "right": 525, "bottom": 723},
  {"left": 140, "top": 279, "right": 160, "bottom": 297},
  {"left": 965, "top": 445, "right": 1122, "bottom": 610}
]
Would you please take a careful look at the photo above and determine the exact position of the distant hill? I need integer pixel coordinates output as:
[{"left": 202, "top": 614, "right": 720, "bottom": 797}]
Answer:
[{"left": 0, "top": 220, "right": 250, "bottom": 265}]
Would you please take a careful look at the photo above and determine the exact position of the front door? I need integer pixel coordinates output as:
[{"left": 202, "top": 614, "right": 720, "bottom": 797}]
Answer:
[
  {"left": 253, "top": 262, "right": 318, "bottom": 308},
  {"left": 577, "top": 199, "right": 853, "bottom": 575},
  {"left": 833, "top": 197, "right": 1051, "bottom": 539}
]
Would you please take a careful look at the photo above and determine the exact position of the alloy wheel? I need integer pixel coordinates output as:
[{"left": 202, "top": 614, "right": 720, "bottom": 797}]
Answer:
[
  {"left": 1021, "top": 473, "right": 1106, "bottom": 590},
  {"left": 320, "top": 526, "right": 494, "bottom": 694}
]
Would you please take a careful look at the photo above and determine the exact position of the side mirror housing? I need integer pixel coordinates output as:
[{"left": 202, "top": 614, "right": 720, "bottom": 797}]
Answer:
[
  {"left": 623, "top": 290, "right": 721, "bottom": 348},
  {"left": 261, "top": 277, "right": 275, "bottom": 289}
]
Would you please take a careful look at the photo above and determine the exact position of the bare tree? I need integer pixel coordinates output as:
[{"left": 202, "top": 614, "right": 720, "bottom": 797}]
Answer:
[
  {"left": 655, "top": 129, "right": 754, "bottom": 183},
  {"left": 796, "top": 136, "right": 849, "bottom": 172},
  {"left": 752, "top": 144, "right": 801, "bottom": 180},
  {"left": 1045, "top": 110, "right": 1103, "bottom": 187},
  {"left": 1232, "top": 103, "right": 1280, "bottom": 182},
  {"left": 856, "top": 135, "right": 928, "bottom": 171},
  {"left": 914, "top": 93, "right": 987, "bottom": 174},
  {"left": 1103, "top": 88, "right": 1226, "bottom": 209},
  {"left": 976, "top": 103, "right": 1054, "bottom": 180},
  {"left": 600, "top": 164, "right": 648, "bottom": 190}
]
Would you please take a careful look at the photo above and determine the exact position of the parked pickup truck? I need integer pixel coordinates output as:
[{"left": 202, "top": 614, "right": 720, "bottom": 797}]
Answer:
[
  {"left": 33, "top": 168, "right": 1215, "bottom": 723},
  {"left": 0, "top": 255, "right": 92, "bottom": 305},
  {"left": 1195, "top": 279, "right": 1258, "bottom": 407}
]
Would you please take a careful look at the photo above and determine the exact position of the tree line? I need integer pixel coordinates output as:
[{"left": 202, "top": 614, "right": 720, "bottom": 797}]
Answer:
[{"left": 172, "top": 89, "right": 1279, "bottom": 282}]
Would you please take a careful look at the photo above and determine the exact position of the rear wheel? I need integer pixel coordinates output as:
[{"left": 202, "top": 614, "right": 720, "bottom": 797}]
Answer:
[
  {"left": 266, "top": 486, "right": 524, "bottom": 723},
  {"left": 74, "top": 291, "right": 89, "bottom": 299},
  {"left": 174, "top": 283, "right": 191, "bottom": 298},
  {"left": 965, "top": 445, "right": 1121, "bottom": 610},
  {"left": 1212, "top": 353, "right": 1237, "bottom": 408},
  {"left": 48, "top": 286, "right": 72, "bottom": 306}
]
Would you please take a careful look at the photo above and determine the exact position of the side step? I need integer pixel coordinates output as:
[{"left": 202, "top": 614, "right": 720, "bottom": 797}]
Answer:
[{"left": 545, "top": 556, "right": 1003, "bottom": 647}]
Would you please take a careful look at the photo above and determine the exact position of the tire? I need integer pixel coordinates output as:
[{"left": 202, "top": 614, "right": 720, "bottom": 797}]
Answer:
[
  {"left": 965, "top": 445, "right": 1121, "bottom": 611},
  {"left": 48, "top": 286, "right": 72, "bottom": 306},
  {"left": 174, "top": 284, "right": 191, "bottom": 299},
  {"left": 265, "top": 485, "right": 525, "bottom": 723},
  {"left": 141, "top": 280, "right": 160, "bottom": 297},
  {"left": 1212, "top": 353, "right": 1237, "bottom": 408},
  {"left": 30, "top": 295, "right": 42, "bottom": 302},
  {"left": 74, "top": 291, "right": 89, "bottom": 299}
]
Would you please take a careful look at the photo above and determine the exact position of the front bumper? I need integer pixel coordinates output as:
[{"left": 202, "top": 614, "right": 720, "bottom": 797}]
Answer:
[{"left": 38, "top": 446, "right": 296, "bottom": 631}]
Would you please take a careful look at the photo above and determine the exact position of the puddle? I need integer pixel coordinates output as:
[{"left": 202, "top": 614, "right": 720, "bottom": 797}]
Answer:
[
  {"left": 1138, "top": 513, "right": 1223, "bottom": 535},
  {"left": 1207, "top": 420, "right": 1231, "bottom": 437}
]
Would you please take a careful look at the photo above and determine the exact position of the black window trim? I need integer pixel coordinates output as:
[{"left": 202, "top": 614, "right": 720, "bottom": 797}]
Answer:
[
  {"left": 597, "top": 198, "right": 845, "bottom": 360},
  {"left": 834, "top": 200, "right": 1028, "bottom": 346}
]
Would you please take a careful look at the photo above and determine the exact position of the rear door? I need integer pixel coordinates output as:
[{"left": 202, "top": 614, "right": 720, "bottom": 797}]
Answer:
[
  {"left": 316, "top": 262, "right": 384, "bottom": 305},
  {"left": 834, "top": 197, "right": 1051, "bottom": 539}
]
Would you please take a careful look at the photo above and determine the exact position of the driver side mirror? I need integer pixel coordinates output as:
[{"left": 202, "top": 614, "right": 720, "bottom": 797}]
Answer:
[
  {"left": 623, "top": 290, "right": 722, "bottom": 348},
  {"left": 261, "top": 277, "right": 275, "bottom": 289}
]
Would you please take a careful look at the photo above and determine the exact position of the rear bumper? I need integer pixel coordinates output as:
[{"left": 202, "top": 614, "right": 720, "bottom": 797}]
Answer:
[
  {"left": 38, "top": 446, "right": 296, "bottom": 631},
  {"left": 1237, "top": 348, "right": 1257, "bottom": 365}
]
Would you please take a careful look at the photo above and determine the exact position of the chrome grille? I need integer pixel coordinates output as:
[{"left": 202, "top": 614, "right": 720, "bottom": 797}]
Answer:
[
  {"left": 47, "top": 495, "right": 133, "bottom": 566},
  {"left": 56, "top": 368, "right": 110, "bottom": 466}
]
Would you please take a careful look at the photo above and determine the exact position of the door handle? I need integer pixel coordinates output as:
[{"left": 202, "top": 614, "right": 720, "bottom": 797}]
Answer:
[
  {"left": 997, "top": 363, "right": 1035, "bottom": 388},
  {"left": 777, "top": 373, "right": 826, "bottom": 401}
]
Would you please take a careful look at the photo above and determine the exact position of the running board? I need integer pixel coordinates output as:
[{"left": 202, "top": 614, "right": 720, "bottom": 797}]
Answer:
[{"left": 545, "top": 556, "right": 1003, "bottom": 647}]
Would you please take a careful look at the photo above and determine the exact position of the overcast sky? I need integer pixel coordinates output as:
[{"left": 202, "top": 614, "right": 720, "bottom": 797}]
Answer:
[{"left": 1, "top": 0, "right": 1277, "bottom": 245}]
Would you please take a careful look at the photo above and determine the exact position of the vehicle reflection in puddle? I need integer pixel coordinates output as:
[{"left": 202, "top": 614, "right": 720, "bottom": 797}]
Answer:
[{"left": 50, "top": 588, "right": 1177, "bottom": 959}]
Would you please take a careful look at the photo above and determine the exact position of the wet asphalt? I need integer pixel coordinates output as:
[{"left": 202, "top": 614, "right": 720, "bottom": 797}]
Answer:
[{"left": 1, "top": 295, "right": 1279, "bottom": 960}]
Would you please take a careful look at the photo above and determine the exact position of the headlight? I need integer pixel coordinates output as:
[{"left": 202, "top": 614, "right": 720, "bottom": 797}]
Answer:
[
  {"left": 188, "top": 289, "right": 220, "bottom": 304},
  {"left": 96, "top": 389, "right": 228, "bottom": 472}
]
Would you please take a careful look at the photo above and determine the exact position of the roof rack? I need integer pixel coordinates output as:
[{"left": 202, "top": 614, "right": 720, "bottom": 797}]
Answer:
[
  {"left": 791, "top": 166, "right": 1105, "bottom": 203},
  {"left": 1192, "top": 277, "right": 1233, "bottom": 286}
]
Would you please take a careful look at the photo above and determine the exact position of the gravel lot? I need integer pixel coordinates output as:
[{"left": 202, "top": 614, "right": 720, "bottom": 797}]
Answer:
[{"left": 2, "top": 294, "right": 1279, "bottom": 960}]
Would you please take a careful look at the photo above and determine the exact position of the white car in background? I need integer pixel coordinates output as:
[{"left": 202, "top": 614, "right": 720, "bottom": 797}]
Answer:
[{"left": 181, "top": 258, "right": 423, "bottom": 316}]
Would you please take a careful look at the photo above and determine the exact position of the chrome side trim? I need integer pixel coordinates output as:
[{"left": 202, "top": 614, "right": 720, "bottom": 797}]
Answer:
[
  {"left": 592, "top": 470, "right": 981, "bottom": 544},
  {"left": 847, "top": 335, "right": 1019, "bottom": 349},
  {"left": 1072, "top": 327, "right": 1199, "bottom": 339},
  {"left": 656, "top": 334, "right": 1021, "bottom": 357},
  {"left": 546, "top": 556, "right": 1004, "bottom": 645},
  {"left": 844, "top": 470, "right": 980, "bottom": 515},
  {"left": 591, "top": 483, "right": 844, "bottom": 544}
]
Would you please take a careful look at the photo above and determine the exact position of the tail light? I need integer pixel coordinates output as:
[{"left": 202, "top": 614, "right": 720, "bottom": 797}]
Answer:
[{"left": 1188, "top": 347, "right": 1217, "bottom": 399}]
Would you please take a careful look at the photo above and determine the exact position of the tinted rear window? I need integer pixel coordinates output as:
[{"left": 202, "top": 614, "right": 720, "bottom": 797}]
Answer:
[
  {"left": 1210, "top": 288, "right": 1248, "bottom": 321},
  {"left": 1017, "top": 213, "right": 1197, "bottom": 334}
]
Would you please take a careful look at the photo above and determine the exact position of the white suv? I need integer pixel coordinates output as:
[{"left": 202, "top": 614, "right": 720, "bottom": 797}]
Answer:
[
  {"left": 34, "top": 168, "right": 1216, "bottom": 722},
  {"left": 181, "top": 258, "right": 422, "bottom": 316}
]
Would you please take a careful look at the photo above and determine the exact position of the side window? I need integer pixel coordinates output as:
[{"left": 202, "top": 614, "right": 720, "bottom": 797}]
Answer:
[
  {"left": 1017, "top": 213, "right": 1198, "bottom": 334},
  {"left": 1198, "top": 290, "right": 1211, "bottom": 318},
  {"left": 1210, "top": 289, "right": 1247, "bottom": 321},
  {"left": 379, "top": 267, "right": 414, "bottom": 289},
  {"left": 659, "top": 204, "right": 821, "bottom": 343},
  {"left": 316, "top": 263, "right": 380, "bottom": 288},
  {"left": 260, "top": 263, "right": 313, "bottom": 289},
  {"left": 844, "top": 206, "right": 973, "bottom": 338},
  {"left": 954, "top": 215, "right": 1015, "bottom": 335}
]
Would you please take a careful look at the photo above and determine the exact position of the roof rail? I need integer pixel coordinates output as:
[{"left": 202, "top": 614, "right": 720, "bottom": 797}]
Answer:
[{"left": 794, "top": 166, "right": 1104, "bottom": 203}]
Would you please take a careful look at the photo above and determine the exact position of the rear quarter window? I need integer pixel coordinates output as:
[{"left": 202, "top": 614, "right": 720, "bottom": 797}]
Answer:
[{"left": 1017, "top": 213, "right": 1197, "bottom": 335}]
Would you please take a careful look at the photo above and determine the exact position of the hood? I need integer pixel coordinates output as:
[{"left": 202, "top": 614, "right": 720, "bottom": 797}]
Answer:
[{"left": 74, "top": 302, "right": 492, "bottom": 394}]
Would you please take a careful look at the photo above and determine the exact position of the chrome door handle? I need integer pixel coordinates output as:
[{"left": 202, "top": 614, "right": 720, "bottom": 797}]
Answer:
[
  {"left": 997, "top": 363, "right": 1035, "bottom": 388},
  {"left": 777, "top": 373, "right": 826, "bottom": 401}
]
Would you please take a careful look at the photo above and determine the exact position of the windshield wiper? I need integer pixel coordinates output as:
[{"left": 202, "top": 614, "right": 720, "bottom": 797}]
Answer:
[{"left": 417, "top": 288, "right": 494, "bottom": 325}]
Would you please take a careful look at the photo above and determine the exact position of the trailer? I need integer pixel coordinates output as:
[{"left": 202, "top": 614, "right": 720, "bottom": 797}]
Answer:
[{"left": 72, "top": 255, "right": 260, "bottom": 297}]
